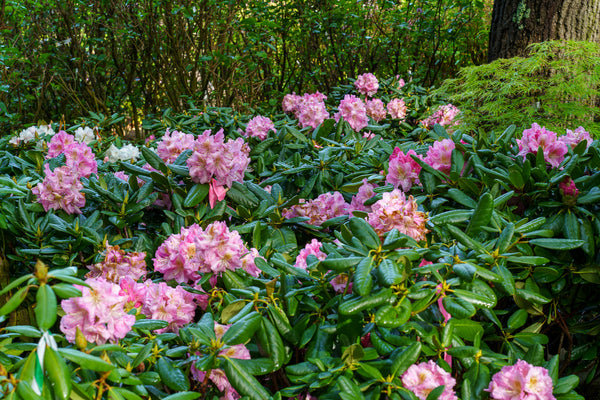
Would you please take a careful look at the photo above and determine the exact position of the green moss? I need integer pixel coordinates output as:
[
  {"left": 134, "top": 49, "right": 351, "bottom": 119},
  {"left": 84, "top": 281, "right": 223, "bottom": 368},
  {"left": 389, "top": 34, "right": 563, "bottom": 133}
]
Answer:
[
  {"left": 436, "top": 41, "right": 600, "bottom": 136},
  {"left": 512, "top": 0, "right": 530, "bottom": 30}
]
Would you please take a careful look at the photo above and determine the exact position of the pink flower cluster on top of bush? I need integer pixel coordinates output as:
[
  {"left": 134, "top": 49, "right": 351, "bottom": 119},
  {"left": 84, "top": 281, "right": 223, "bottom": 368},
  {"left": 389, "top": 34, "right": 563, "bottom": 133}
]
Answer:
[
  {"left": 244, "top": 115, "right": 276, "bottom": 140},
  {"left": 32, "top": 164, "right": 86, "bottom": 214},
  {"left": 354, "top": 73, "right": 379, "bottom": 97},
  {"left": 402, "top": 360, "right": 457, "bottom": 400},
  {"left": 486, "top": 360, "right": 555, "bottom": 400},
  {"left": 387, "top": 148, "right": 422, "bottom": 191},
  {"left": 295, "top": 238, "right": 327, "bottom": 269},
  {"left": 187, "top": 128, "right": 250, "bottom": 187},
  {"left": 517, "top": 123, "right": 567, "bottom": 168},
  {"left": 154, "top": 221, "right": 261, "bottom": 285},
  {"left": 86, "top": 244, "right": 147, "bottom": 283},
  {"left": 423, "top": 138, "right": 455, "bottom": 175},
  {"left": 367, "top": 189, "right": 428, "bottom": 241},
  {"left": 350, "top": 179, "right": 377, "bottom": 213},
  {"left": 366, "top": 98, "right": 387, "bottom": 122},
  {"left": 387, "top": 98, "right": 408, "bottom": 120},
  {"left": 283, "top": 92, "right": 330, "bottom": 130},
  {"left": 335, "top": 94, "right": 369, "bottom": 132},
  {"left": 421, "top": 104, "right": 461, "bottom": 129},
  {"left": 283, "top": 192, "right": 350, "bottom": 226},
  {"left": 157, "top": 128, "right": 195, "bottom": 163}
]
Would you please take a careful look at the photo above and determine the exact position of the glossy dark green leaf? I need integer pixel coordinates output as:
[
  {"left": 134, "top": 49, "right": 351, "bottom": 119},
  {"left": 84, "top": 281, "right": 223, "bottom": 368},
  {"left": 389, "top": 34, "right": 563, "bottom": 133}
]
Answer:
[
  {"left": 0, "top": 285, "right": 30, "bottom": 316},
  {"left": 443, "top": 297, "right": 476, "bottom": 318},
  {"left": 133, "top": 319, "right": 169, "bottom": 331},
  {"left": 182, "top": 183, "right": 209, "bottom": 208},
  {"left": 44, "top": 346, "right": 72, "bottom": 400},
  {"left": 348, "top": 217, "right": 380, "bottom": 250},
  {"left": 429, "top": 210, "right": 472, "bottom": 225},
  {"left": 390, "top": 342, "right": 422, "bottom": 378},
  {"left": 141, "top": 146, "right": 168, "bottom": 173},
  {"left": 35, "top": 284, "right": 57, "bottom": 330},
  {"left": 161, "top": 393, "right": 201, "bottom": 400},
  {"left": 529, "top": 238, "right": 584, "bottom": 250},
  {"left": 353, "top": 256, "right": 374, "bottom": 296},
  {"left": 319, "top": 256, "right": 363, "bottom": 271},
  {"left": 223, "top": 357, "right": 271, "bottom": 400},
  {"left": 339, "top": 288, "right": 393, "bottom": 315},
  {"left": 466, "top": 193, "right": 494, "bottom": 235},
  {"left": 222, "top": 312, "right": 261, "bottom": 345},
  {"left": 157, "top": 357, "right": 189, "bottom": 391},
  {"left": 507, "top": 309, "right": 528, "bottom": 331},
  {"left": 58, "top": 348, "right": 115, "bottom": 371}
]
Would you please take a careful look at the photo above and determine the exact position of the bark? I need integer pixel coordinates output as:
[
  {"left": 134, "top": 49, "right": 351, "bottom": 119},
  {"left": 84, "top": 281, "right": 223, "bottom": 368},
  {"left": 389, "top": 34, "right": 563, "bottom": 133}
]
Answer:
[{"left": 488, "top": 0, "right": 600, "bottom": 62}]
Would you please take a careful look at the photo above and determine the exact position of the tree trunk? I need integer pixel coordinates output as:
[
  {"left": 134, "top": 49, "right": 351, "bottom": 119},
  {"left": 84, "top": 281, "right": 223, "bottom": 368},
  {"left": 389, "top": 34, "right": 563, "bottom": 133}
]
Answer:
[{"left": 488, "top": 0, "right": 600, "bottom": 62}]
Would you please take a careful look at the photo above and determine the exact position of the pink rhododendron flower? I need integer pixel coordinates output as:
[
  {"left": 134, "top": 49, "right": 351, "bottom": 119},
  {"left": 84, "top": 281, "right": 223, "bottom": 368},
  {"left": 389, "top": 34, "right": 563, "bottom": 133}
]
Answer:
[
  {"left": 244, "top": 115, "right": 276, "bottom": 140},
  {"left": 423, "top": 139, "right": 455, "bottom": 175},
  {"left": 560, "top": 126, "right": 592, "bottom": 149},
  {"left": 157, "top": 128, "right": 195, "bottom": 163},
  {"left": 517, "top": 123, "right": 568, "bottom": 168},
  {"left": 367, "top": 189, "right": 428, "bottom": 241},
  {"left": 366, "top": 98, "right": 387, "bottom": 122},
  {"left": 282, "top": 93, "right": 302, "bottom": 114},
  {"left": 241, "top": 248, "right": 263, "bottom": 277},
  {"left": 387, "top": 98, "right": 407, "bottom": 120},
  {"left": 187, "top": 128, "right": 250, "bottom": 187},
  {"left": 486, "top": 360, "right": 555, "bottom": 400},
  {"left": 154, "top": 222, "right": 257, "bottom": 284},
  {"left": 398, "top": 78, "right": 406, "bottom": 88},
  {"left": 421, "top": 104, "right": 461, "bottom": 129},
  {"left": 330, "top": 273, "right": 351, "bottom": 293},
  {"left": 119, "top": 276, "right": 147, "bottom": 310},
  {"left": 86, "top": 244, "right": 147, "bottom": 283},
  {"left": 209, "top": 179, "right": 228, "bottom": 208},
  {"left": 387, "top": 148, "right": 422, "bottom": 191},
  {"left": 60, "top": 277, "right": 136, "bottom": 344},
  {"left": 141, "top": 281, "right": 196, "bottom": 333},
  {"left": 47, "top": 131, "right": 76, "bottom": 158},
  {"left": 350, "top": 179, "right": 377, "bottom": 213},
  {"left": 283, "top": 192, "right": 350, "bottom": 226},
  {"left": 63, "top": 142, "right": 98, "bottom": 178},
  {"left": 354, "top": 73, "right": 379, "bottom": 97},
  {"left": 402, "top": 360, "right": 457, "bottom": 400},
  {"left": 335, "top": 94, "right": 369, "bottom": 132},
  {"left": 32, "top": 164, "right": 85, "bottom": 214},
  {"left": 290, "top": 92, "right": 330, "bottom": 130},
  {"left": 559, "top": 176, "right": 579, "bottom": 198},
  {"left": 295, "top": 239, "right": 327, "bottom": 269}
]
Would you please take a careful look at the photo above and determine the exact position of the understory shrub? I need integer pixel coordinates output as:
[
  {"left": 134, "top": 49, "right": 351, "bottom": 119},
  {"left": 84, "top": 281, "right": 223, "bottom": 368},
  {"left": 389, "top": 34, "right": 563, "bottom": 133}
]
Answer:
[
  {"left": 437, "top": 41, "right": 600, "bottom": 137},
  {"left": 1, "top": 73, "right": 598, "bottom": 400}
]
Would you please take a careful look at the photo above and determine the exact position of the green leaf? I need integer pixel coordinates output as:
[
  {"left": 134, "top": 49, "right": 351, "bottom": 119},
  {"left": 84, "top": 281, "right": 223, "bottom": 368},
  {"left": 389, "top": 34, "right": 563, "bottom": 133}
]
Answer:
[
  {"left": 492, "top": 263, "right": 516, "bottom": 296},
  {"left": 554, "top": 375, "right": 580, "bottom": 394},
  {"left": 443, "top": 297, "right": 476, "bottom": 319},
  {"left": 375, "top": 303, "right": 411, "bottom": 329},
  {"left": 44, "top": 346, "right": 72, "bottom": 400},
  {"left": 0, "top": 273, "right": 33, "bottom": 296},
  {"left": 453, "top": 289, "right": 495, "bottom": 308},
  {"left": 377, "top": 259, "right": 405, "bottom": 286},
  {"left": 182, "top": 183, "right": 209, "bottom": 208},
  {"left": 354, "top": 256, "right": 374, "bottom": 296},
  {"left": 426, "top": 385, "right": 446, "bottom": 400},
  {"left": 35, "top": 284, "right": 57, "bottom": 330},
  {"left": 5, "top": 325, "right": 41, "bottom": 338},
  {"left": 270, "top": 254, "right": 311, "bottom": 279},
  {"left": 507, "top": 256, "right": 549, "bottom": 265},
  {"left": 446, "top": 224, "right": 486, "bottom": 254},
  {"left": 319, "top": 256, "right": 363, "bottom": 271},
  {"left": 339, "top": 288, "right": 393, "bottom": 315},
  {"left": 131, "top": 342, "right": 153, "bottom": 369},
  {"left": 516, "top": 288, "right": 551, "bottom": 305},
  {"left": 390, "top": 342, "right": 421, "bottom": 378},
  {"left": 157, "top": 357, "right": 189, "bottom": 391},
  {"left": 337, "top": 376, "right": 363, "bottom": 399},
  {"left": 132, "top": 319, "right": 169, "bottom": 331},
  {"left": 529, "top": 238, "right": 584, "bottom": 250},
  {"left": 507, "top": 309, "right": 528, "bottom": 331},
  {"left": 260, "top": 318, "right": 286, "bottom": 369},
  {"left": 58, "top": 348, "right": 115, "bottom": 371},
  {"left": 349, "top": 217, "right": 380, "bottom": 250},
  {"left": 222, "top": 312, "right": 261, "bottom": 345},
  {"left": 429, "top": 210, "right": 472, "bottom": 225},
  {"left": 141, "top": 146, "right": 168, "bottom": 174},
  {"left": 161, "top": 393, "right": 201, "bottom": 400},
  {"left": 16, "top": 380, "right": 44, "bottom": 400},
  {"left": 223, "top": 357, "right": 271, "bottom": 400},
  {"left": 0, "top": 285, "right": 30, "bottom": 316},
  {"left": 466, "top": 193, "right": 494, "bottom": 235}
]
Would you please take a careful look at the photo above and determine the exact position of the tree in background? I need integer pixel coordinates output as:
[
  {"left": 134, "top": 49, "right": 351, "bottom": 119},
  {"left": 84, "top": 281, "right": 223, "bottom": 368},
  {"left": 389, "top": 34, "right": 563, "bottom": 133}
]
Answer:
[{"left": 488, "top": 0, "right": 600, "bottom": 61}]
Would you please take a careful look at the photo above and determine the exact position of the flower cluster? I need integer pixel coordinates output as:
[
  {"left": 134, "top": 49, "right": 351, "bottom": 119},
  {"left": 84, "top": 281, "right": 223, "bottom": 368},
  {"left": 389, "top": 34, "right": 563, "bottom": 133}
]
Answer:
[
  {"left": 105, "top": 143, "right": 141, "bottom": 163},
  {"left": 157, "top": 128, "right": 195, "bottom": 163},
  {"left": 486, "top": 360, "right": 555, "bottom": 400},
  {"left": 402, "top": 360, "right": 457, "bottom": 400},
  {"left": 387, "top": 148, "right": 422, "bottom": 191},
  {"left": 283, "top": 192, "right": 350, "bottom": 226},
  {"left": 141, "top": 281, "right": 197, "bottom": 334},
  {"left": 154, "top": 222, "right": 260, "bottom": 284},
  {"left": 282, "top": 92, "right": 330, "bottom": 130},
  {"left": 74, "top": 126, "right": 99, "bottom": 144},
  {"left": 560, "top": 126, "right": 592, "bottom": 149},
  {"left": 421, "top": 104, "right": 461, "bottom": 129},
  {"left": 244, "top": 115, "right": 276, "bottom": 140},
  {"left": 9, "top": 124, "right": 55, "bottom": 146},
  {"left": 86, "top": 245, "right": 147, "bottom": 283},
  {"left": 32, "top": 164, "right": 86, "bottom": 214},
  {"left": 335, "top": 94, "right": 368, "bottom": 132},
  {"left": 517, "top": 123, "right": 568, "bottom": 168},
  {"left": 423, "top": 139, "right": 455, "bottom": 175},
  {"left": 191, "top": 322, "right": 251, "bottom": 400},
  {"left": 367, "top": 189, "right": 428, "bottom": 241},
  {"left": 46, "top": 131, "right": 98, "bottom": 178},
  {"left": 366, "top": 98, "right": 387, "bottom": 122},
  {"left": 60, "top": 277, "right": 136, "bottom": 344},
  {"left": 187, "top": 129, "right": 250, "bottom": 187},
  {"left": 295, "top": 239, "right": 327, "bottom": 269},
  {"left": 387, "top": 98, "right": 407, "bottom": 120},
  {"left": 354, "top": 73, "right": 379, "bottom": 97},
  {"left": 350, "top": 179, "right": 377, "bottom": 213}
]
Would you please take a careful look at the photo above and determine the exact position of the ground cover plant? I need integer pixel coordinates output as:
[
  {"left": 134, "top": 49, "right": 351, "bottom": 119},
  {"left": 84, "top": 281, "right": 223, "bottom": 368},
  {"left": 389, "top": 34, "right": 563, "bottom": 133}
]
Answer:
[{"left": 1, "top": 74, "right": 599, "bottom": 400}]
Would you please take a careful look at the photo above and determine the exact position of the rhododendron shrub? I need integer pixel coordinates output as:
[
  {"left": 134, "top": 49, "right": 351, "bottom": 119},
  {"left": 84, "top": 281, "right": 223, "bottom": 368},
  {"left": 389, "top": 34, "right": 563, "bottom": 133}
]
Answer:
[
  {"left": 334, "top": 94, "right": 368, "bottom": 132},
  {"left": 486, "top": 360, "right": 555, "bottom": 400}
]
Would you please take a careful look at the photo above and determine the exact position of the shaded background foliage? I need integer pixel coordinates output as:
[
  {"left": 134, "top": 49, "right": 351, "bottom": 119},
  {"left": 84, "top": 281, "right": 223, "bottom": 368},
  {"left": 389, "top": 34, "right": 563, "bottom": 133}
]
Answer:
[{"left": 0, "top": 0, "right": 491, "bottom": 135}]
